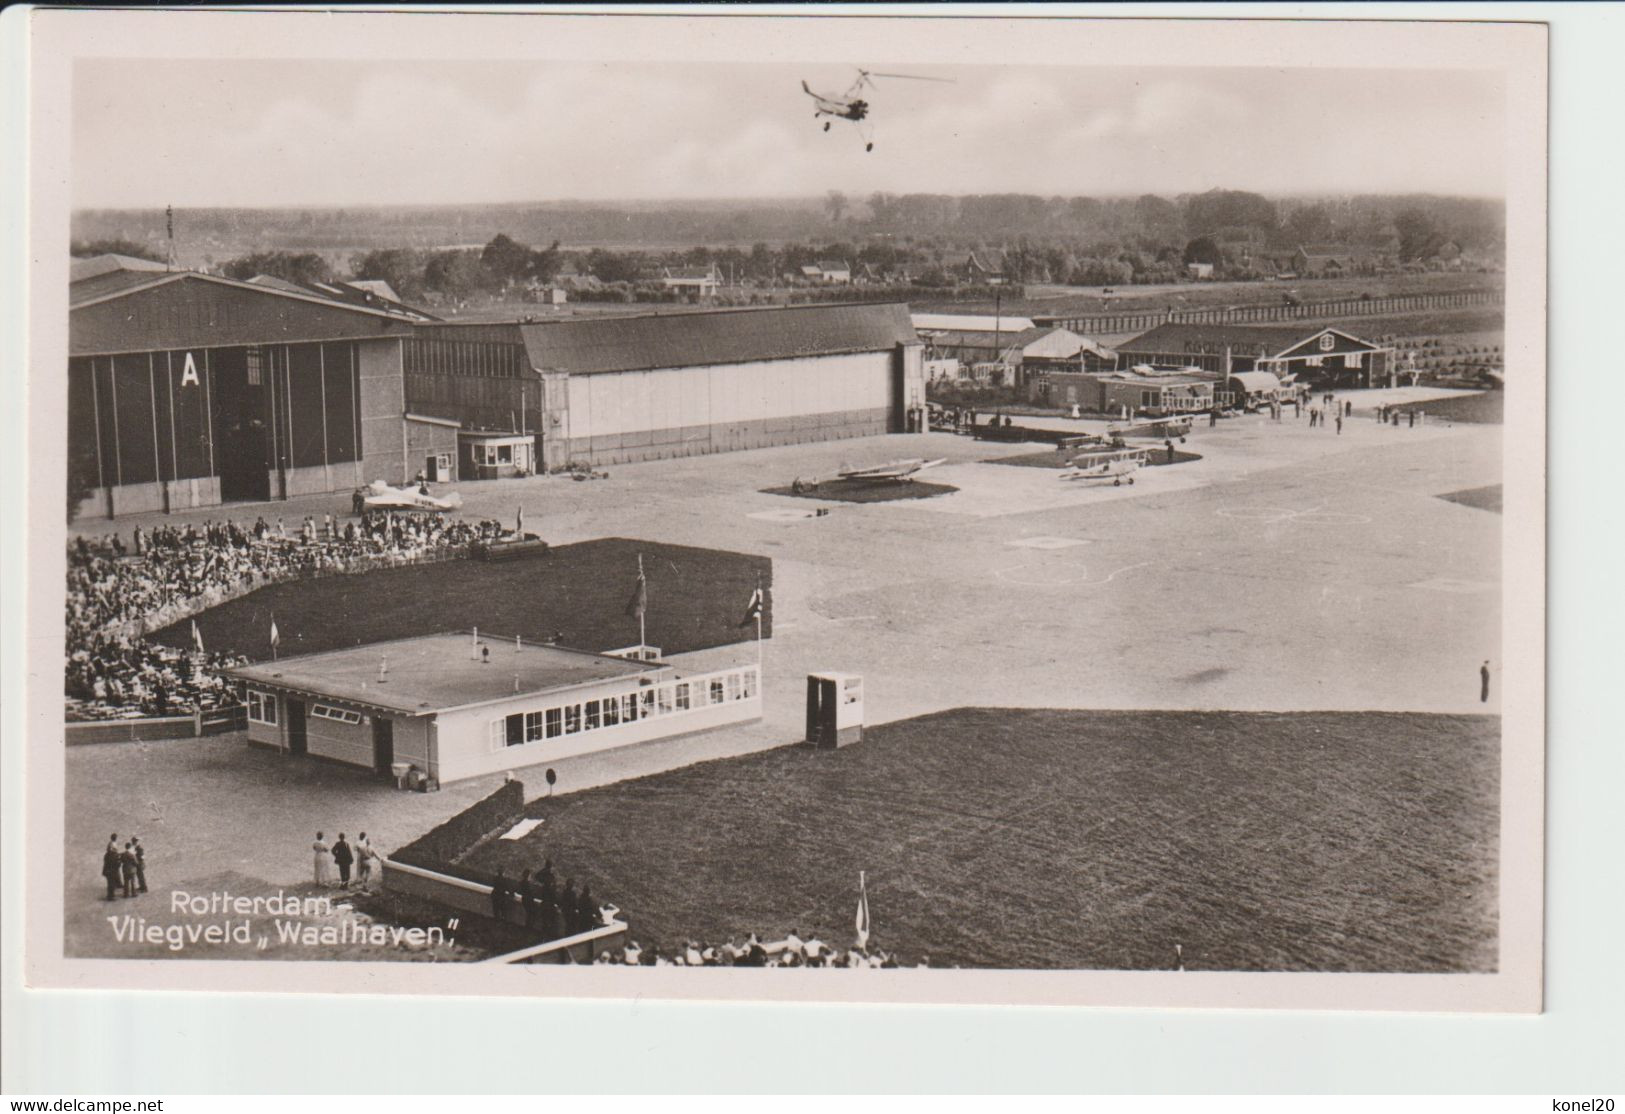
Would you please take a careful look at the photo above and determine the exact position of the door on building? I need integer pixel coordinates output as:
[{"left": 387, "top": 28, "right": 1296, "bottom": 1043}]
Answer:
[
  {"left": 425, "top": 454, "right": 442, "bottom": 482},
  {"left": 372, "top": 718, "right": 394, "bottom": 776},
  {"left": 209, "top": 347, "right": 272, "bottom": 503},
  {"left": 285, "top": 699, "right": 307, "bottom": 756}
]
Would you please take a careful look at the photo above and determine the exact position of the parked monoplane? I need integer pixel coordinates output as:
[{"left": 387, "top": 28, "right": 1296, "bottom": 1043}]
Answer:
[
  {"left": 362, "top": 479, "right": 464, "bottom": 513},
  {"left": 837, "top": 458, "right": 947, "bottom": 482}
]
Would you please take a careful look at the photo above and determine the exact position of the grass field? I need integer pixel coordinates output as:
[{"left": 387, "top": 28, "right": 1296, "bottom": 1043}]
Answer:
[
  {"left": 464, "top": 708, "right": 1500, "bottom": 972},
  {"left": 1390, "top": 392, "right": 1503, "bottom": 425},
  {"left": 1438, "top": 485, "right": 1504, "bottom": 514},
  {"left": 150, "top": 538, "right": 770, "bottom": 662},
  {"left": 761, "top": 478, "right": 959, "bottom": 503}
]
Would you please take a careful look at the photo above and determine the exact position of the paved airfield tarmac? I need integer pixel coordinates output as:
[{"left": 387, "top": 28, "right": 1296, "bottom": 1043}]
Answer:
[
  {"left": 443, "top": 407, "right": 1501, "bottom": 731},
  {"left": 85, "top": 406, "right": 1501, "bottom": 734}
]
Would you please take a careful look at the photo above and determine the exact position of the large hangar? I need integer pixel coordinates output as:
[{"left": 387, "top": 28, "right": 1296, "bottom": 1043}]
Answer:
[
  {"left": 68, "top": 268, "right": 434, "bottom": 517},
  {"left": 68, "top": 264, "right": 924, "bottom": 515},
  {"left": 406, "top": 303, "right": 925, "bottom": 470}
]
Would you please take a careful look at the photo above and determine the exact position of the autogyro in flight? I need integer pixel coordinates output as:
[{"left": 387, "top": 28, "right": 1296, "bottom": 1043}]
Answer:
[{"left": 800, "top": 68, "right": 954, "bottom": 151}]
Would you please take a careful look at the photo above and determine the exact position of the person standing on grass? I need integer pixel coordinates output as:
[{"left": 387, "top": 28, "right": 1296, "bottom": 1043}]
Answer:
[
  {"left": 1481, "top": 661, "right": 1492, "bottom": 703},
  {"left": 332, "top": 833, "right": 354, "bottom": 887},
  {"left": 1335, "top": 414, "right": 1343, "bottom": 435},
  {"left": 102, "top": 834, "right": 122, "bottom": 901},
  {"left": 313, "top": 832, "right": 333, "bottom": 885}
]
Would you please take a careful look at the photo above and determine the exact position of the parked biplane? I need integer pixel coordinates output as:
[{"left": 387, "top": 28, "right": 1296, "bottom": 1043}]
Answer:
[
  {"left": 1107, "top": 414, "right": 1194, "bottom": 441},
  {"left": 1059, "top": 448, "right": 1149, "bottom": 487}
]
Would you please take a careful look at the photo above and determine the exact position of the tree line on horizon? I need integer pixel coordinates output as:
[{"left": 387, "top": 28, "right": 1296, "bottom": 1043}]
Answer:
[{"left": 72, "top": 189, "right": 1503, "bottom": 302}]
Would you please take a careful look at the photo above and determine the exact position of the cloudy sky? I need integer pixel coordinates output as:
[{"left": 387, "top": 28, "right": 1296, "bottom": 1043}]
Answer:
[{"left": 72, "top": 60, "right": 1506, "bottom": 208}]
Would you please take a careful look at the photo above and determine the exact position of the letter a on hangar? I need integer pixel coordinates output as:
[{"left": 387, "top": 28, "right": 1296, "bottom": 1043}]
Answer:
[{"left": 181, "top": 351, "right": 200, "bottom": 387}]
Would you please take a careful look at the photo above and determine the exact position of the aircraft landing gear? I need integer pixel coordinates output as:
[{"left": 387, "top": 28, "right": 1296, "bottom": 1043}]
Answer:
[
  {"left": 823, "top": 121, "right": 830, "bottom": 132},
  {"left": 865, "top": 142, "right": 874, "bottom": 152}
]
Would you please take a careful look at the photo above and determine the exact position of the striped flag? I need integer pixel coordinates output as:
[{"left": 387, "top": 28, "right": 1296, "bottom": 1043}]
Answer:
[
  {"left": 855, "top": 871, "right": 871, "bottom": 949},
  {"left": 738, "top": 585, "right": 764, "bottom": 628},
  {"left": 191, "top": 620, "right": 205, "bottom": 655},
  {"left": 624, "top": 563, "right": 647, "bottom": 621}
]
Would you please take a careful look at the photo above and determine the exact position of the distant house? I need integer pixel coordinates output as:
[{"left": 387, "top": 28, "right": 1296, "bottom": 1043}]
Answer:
[
  {"left": 798, "top": 260, "right": 851, "bottom": 285},
  {"left": 660, "top": 264, "right": 721, "bottom": 297},
  {"left": 963, "top": 251, "right": 1007, "bottom": 285},
  {"left": 1291, "top": 244, "right": 1388, "bottom": 277},
  {"left": 1186, "top": 262, "right": 1215, "bottom": 280}
]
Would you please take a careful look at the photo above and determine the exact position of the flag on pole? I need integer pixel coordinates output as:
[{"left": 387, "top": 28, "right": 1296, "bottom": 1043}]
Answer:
[
  {"left": 738, "top": 585, "right": 764, "bottom": 628},
  {"left": 516, "top": 506, "right": 524, "bottom": 536},
  {"left": 191, "top": 620, "right": 205, "bottom": 655},
  {"left": 269, "top": 616, "right": 280, "bottom": 651},
  {"left": 625, "top": 561, "right": 648, "bottom": 621},
  {"left": 472, "top": 627, "right": 479, "bottom": 660},
  {"left": 855, "top": 871, "right": 871, "bottom": 949}
]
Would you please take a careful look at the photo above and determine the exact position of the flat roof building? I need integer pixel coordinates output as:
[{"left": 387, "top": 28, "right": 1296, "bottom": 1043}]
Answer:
[{"left": 227, "top": 633, "right": 763, "bottom": 787}]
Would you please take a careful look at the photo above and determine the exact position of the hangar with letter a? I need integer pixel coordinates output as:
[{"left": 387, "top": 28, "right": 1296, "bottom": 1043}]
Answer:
[
  {"left": 68, "top": 259, "right": 924, "bottom": 515},
  {"left": 68, "top": 268, "right": 436, "bottom": 518}
]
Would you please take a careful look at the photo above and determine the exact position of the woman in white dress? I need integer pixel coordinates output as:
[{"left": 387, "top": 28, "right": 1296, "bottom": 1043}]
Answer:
[{"left": 313, "top": 831, "right": 333, "bottom": 885}]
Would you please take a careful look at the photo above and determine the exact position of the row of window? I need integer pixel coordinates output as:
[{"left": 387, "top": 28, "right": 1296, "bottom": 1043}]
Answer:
[
  {"left": 403, "top": 339, "right": 527, "bottom": 379},
  {"left": 247, "top": 690, "right": 278, "bottom": 725},
  {"left": 312, "top": 704, "right": 363, "bottom": 725},
  {"left": 490, "top": 672, "right": 759, "bottom": 751},
  {"left": 469, "top": 442, "right": 532, "bottom": 467}
]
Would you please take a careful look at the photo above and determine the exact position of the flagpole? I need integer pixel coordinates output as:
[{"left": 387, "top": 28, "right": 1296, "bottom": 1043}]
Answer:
[
  {"left": 638, "top": 553, "right": 646, "bottom": 651},
  {"left": 755, "top": 575, "right": 763, "bottom": 669}
]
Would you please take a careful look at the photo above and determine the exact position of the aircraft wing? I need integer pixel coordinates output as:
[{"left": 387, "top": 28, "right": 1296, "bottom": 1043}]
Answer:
[
  {"left": 837, "top": 458, "right": 945, "bottom": 481},
  {"left": 364, "top": 480, "right": 463, "bottom": 512}
]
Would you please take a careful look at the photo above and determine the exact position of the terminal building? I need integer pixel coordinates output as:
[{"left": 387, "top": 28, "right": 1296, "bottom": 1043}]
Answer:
[
  {"left": 70, "top": 259, "right": 924, "bottom": 516},
  {"left": 1114, "top": 323, "right": 1395, "bottom": 389},
  {"left": 227, "top": 633, "right": 763, "bottom": 787}
]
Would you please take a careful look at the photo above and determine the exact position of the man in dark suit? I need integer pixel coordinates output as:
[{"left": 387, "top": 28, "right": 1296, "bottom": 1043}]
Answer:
[
  {"left": 332, "top": 834, "right": 354, "bottom": 887},
  {"left": 489, "top": 871, "right": 511, "bottom": 921},
  {"left": 132, "top": 836, "right": 148, "bottom": 894},
  {"left": 518, "top": 870, "right": 537, "bottom": 930},
  {"left": 102, "top": 834, "right": 122, "bottom": 901}
]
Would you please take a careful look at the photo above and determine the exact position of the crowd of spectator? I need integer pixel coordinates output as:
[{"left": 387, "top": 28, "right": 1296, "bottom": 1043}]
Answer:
[
  {"left": 595, "top": 930, "right": 920, "bottom": 969},
  {"left": 488, "top": 862, "right": 606, "bottom": 941},
  {"left": 66, "top": 509, "right": 507, "bottom": 721}
]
